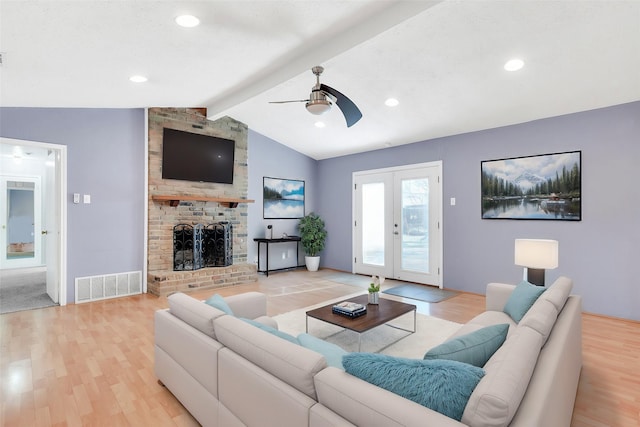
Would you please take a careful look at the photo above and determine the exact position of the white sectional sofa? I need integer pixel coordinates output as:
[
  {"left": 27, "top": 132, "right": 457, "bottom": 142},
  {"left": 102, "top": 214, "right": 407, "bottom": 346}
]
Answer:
[{"left": 154, "top": 277, "right": 582, "bottom": 427}]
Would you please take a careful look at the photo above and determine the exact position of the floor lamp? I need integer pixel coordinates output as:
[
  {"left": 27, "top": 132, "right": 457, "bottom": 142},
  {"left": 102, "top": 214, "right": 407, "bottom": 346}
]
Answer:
[{"left": 514, "top": 239, "right": 559, "bottom": 286}]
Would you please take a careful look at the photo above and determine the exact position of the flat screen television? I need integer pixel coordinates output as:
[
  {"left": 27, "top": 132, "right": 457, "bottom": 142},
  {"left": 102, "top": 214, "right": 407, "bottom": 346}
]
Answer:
[{"left": 162, "top": 127, "right": 235, "bottom": 184}]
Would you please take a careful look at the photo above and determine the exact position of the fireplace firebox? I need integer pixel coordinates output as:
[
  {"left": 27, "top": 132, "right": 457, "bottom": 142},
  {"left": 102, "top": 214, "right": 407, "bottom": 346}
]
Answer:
[{"left": 173, "top": 222, "right": 232, "bottom": 271}]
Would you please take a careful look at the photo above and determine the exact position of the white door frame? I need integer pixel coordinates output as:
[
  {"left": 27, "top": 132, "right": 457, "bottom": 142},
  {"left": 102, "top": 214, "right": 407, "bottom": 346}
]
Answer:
[
  {"left": 352, "top": 161, "right": 443, "bottom": 287},
  {"left": 0, "top": 137, "right": 67, "bottom": 306}
]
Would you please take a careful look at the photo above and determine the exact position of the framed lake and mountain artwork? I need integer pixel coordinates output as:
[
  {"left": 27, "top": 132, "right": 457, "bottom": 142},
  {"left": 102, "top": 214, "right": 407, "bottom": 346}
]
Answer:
[
  {"left": 481, "top": 151, "right": 581, "bottom": 221},
  {"left": 263, "top": 177, "right": 305, "bottom": 219}
]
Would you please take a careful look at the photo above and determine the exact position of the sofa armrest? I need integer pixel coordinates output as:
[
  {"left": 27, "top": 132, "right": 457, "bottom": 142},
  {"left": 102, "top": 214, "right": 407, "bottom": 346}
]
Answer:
[
  {"left": 485, "top": 282, "right": 516, "bottom": 312},
  {"left": 225, "top": 292, "right": 268, "bottom": 319}
]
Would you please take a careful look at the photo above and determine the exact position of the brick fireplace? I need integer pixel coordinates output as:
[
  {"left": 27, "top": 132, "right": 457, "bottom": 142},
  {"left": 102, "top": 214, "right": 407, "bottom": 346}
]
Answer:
[{"left": 147, "top": 108, "right": 257, "bottom": 296}]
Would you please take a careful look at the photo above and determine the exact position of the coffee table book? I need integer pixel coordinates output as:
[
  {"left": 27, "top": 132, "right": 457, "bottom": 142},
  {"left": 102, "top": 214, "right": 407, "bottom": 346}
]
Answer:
[{"left": 332, "top": 301, "right": 367, "bottom": 318}]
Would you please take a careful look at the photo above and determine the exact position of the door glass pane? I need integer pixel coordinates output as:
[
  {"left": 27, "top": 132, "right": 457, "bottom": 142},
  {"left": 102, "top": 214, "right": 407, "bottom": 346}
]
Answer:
[
  {"left": 401, "top": 178, "right": 429, "bottom": 272},
  {"left": 362, "top": 182, "right": 385, "bottom": 266},
  {"left": 6, "top": 181, "right": 35, "bottom": 261}
]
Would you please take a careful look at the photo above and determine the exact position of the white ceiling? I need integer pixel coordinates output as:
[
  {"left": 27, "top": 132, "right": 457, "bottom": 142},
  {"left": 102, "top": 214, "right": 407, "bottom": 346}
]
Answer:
[{"left": 1, "top": 0, "right": 639, "bottom": 160}]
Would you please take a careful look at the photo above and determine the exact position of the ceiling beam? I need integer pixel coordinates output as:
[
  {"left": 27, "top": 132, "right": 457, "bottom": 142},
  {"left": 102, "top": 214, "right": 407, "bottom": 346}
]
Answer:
[{"left": 205, "top": 0, "right": 443, "bottom": 120}]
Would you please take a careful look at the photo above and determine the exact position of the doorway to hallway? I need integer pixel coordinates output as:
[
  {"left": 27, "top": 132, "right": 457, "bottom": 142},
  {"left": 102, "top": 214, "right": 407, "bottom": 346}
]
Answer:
[{"left": 0, "top": 138, "right": 67, "bottom": 311}]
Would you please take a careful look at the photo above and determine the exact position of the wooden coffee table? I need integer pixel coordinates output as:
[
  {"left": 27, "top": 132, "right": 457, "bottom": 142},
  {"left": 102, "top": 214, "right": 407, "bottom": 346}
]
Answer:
[{"left": 305, "top": 294, "right": 417, "bottom": 352}]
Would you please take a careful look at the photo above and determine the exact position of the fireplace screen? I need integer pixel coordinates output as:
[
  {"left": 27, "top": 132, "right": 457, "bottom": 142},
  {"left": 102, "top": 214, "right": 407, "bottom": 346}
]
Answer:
[{"left": 204, "top": 222, "right": 233, "bottom": 268}]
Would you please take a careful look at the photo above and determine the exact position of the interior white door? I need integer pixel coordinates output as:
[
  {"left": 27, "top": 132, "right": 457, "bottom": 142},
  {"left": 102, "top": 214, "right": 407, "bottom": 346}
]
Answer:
[
  {"left": 44, "top": 150, "right": 59, "bottom": 303},
  {"left": 353, "top": 162, "right": 442, "bottom": 287},
  {"left": 0, "top": 176, "right": 42, "bottom": 269}
]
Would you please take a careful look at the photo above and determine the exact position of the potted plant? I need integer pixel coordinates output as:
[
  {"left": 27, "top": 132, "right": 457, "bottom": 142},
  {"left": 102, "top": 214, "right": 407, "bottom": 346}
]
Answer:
[
  {"left": 297, "top": 212, "right": 327, "bottom": 271},
  {"left": 368, "top": 275, "right": 384, "bottom": 304}
]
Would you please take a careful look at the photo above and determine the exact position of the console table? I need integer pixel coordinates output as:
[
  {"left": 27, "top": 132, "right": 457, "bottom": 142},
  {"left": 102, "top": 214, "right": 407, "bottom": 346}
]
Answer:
[{"left": 253, "top": 236, "right": 304, "bottom": 276}]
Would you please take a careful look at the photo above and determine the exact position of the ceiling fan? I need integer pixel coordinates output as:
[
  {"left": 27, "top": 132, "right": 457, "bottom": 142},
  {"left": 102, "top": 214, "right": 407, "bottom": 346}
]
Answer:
[{"left": 269, "top": 66, "right": 362, "bottom": 127}]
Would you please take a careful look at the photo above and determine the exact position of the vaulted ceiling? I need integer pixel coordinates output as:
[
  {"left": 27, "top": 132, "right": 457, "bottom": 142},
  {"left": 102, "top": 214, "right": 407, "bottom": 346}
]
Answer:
[{"left": 1, "top": 1, "right": 639, "bottom": 159}]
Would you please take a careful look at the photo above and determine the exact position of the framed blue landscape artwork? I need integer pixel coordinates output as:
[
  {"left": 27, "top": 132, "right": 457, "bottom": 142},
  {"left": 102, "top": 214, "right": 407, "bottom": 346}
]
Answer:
[
  {"left": 481, "top": 150, "right": 581, "bottom": 220},
  {"left": 263, "top": 177, "right": 305, "bottom": 219}
]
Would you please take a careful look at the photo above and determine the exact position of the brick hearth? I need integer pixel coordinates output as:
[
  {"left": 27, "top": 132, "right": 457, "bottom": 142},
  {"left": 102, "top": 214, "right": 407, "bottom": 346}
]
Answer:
[{"left": 147, "top": 108, "right": 257, "bottom": 296}]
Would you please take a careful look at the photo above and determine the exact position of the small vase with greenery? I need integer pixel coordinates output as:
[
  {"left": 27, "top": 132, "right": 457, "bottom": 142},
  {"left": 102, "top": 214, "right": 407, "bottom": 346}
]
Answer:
[
  {"left": 368, "top": 275, "right": 384, "bottom": 304},
  {"left": 297, "top": 212, "right": 327, "bottom": 271}
]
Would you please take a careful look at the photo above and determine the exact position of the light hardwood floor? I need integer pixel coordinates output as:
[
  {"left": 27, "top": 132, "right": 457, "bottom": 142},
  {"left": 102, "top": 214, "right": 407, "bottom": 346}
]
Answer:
[{"left": 1, "top": 269, "right": 638, "bottom": 426}]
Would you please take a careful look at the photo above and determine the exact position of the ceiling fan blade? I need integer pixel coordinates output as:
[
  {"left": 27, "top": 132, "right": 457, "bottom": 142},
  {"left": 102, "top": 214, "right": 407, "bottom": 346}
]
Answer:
[
  {"left": 320, "top": 84, "right": 362, "bottom": 127},
  {"left": 269, "top": 99, "right": 309, "bottom": 104}
]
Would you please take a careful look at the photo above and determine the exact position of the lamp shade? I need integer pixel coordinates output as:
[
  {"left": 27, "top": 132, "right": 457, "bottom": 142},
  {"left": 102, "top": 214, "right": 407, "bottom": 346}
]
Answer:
[{"left": 514, "top": 239, "right": 559, "bottom": 269}]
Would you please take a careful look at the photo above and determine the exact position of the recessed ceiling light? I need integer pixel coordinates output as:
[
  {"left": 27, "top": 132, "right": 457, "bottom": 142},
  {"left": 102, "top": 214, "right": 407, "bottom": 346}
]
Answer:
[
  {"left": 175, "top": 15, "right": 200, "bottom": 28},
  {"left": 504, "top": 58, "right": 524, "bottom": 71},
  {"left": 314, "top": 121, "right": 326, "bottom": 128},
  {"left": 129, "top": 75, "right": 148, "bottom": 83},
  {"left": 385, "top": 98, "right": 399, "bottom": 107}
]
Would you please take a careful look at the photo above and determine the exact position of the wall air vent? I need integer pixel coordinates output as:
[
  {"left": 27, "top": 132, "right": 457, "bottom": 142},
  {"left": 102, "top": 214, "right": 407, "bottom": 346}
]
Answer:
[{"left": 75, "top": 271, "right": 142, "bottom": 303}]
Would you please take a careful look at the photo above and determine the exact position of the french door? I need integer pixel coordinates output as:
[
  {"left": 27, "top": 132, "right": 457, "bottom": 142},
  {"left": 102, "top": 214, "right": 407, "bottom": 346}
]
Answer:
[{"left": 353, "top": 162, "right": 442, "bottom": 287}]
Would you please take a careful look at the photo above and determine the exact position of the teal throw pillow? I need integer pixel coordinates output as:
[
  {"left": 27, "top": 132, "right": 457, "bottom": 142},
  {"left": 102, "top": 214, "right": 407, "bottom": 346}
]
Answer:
[
  {"left": 424, "top": 324, "right": 509, "bottom": 367},
  {"left": 503, "top": 280, "right": 546, "bottom": 322},
  {"left": 297, "top": 333, "right": 348, "bottom": 369},
  {"left": 342, "top": 353, "right": 484, "bottom": 421},
  {"left": 241, "top": 318, "right": 299, "bottom": 345},
  {"left": 204, "top": 294, "right": 234, "bottom": 315}
]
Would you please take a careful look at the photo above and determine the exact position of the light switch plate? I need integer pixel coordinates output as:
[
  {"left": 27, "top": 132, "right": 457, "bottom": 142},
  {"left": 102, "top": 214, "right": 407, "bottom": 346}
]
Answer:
[
  {"left": 83, "top": 194, "right": 91, "bottom": 204},
  {"left": 73, "top": 193, "right": 80, "bottom": 204},
  {"left": 450, "top": 197, "right": 456, "bottom": 206}
]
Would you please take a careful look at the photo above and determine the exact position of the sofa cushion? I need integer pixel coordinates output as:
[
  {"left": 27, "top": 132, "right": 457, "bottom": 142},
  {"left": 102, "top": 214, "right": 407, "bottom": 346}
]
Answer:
[
  {"left": 452, "top": 311, "right": 516, "bottom": 341},
  {"left": 540, "top": 276, "right": 573, "bottom": 312},
  {"left": 518, "top": 298, "right": 558, "bottom": 344},
  {"left": 253, "top": 315, "right": 278, "bottom": 329},
  {"left": 461, "top": 326, "right": 544, "bottom": 427},
  {"left": 342, "top": 353, "right": 484, "bottom": 421},
  {"left": 297, "top": 333, "right": 348, "bottom": 369},
  {"left": 241, "top": 318, "right": 299, "bottom": 344},
  {"left": 424, "top": 324, "right": 509, "bottom": 367},
  {"left": 168, "top": 292, "right": 225, "bottom": 338},
  {"left": 214, "top": 315, "right": 326, "bottom": 399},
  {"left": 205, "top": 294, "right": 234, "bottom": 315},
  {"left": 503, "top": 280, "right": 546, "bottom": 322}
]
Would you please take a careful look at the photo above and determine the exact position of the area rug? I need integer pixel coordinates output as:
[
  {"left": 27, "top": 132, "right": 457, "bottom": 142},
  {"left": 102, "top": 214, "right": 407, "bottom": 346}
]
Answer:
[
  {"left": 273, "top": 299, "right": 461, "bottom": 358},
  {"left": 382, "top": 284, "right": 459, "bottom": 303},
  {"left": 322, "top": 272, "right": 372, "bottom": 288}
]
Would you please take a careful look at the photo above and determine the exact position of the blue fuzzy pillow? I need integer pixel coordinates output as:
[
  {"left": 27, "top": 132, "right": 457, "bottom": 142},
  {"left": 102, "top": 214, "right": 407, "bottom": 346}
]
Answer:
[
  {"left": 503, "top": 280, "right": 546, "bottom": 322},
  {"left": 342, "top": 353, "right": 484, "bottom": 420}
]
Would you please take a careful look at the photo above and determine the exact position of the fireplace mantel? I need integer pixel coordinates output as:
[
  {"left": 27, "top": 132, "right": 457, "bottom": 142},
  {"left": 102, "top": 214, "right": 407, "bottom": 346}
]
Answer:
[{"left": 151, "top": 195, "right": 255, "bottom": 208}]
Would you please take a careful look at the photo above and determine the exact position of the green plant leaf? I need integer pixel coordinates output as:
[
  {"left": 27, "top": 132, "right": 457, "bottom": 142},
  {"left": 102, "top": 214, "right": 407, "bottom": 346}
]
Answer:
[{"left": 297, "top": 212, "right": 327, "bottom": 257}]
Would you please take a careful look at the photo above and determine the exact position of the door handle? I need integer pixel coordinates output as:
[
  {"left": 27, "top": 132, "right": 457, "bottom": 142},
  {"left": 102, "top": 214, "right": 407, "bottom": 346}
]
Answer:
[{"left": 41, "top": 230, "right": 48, "bottom": 235}]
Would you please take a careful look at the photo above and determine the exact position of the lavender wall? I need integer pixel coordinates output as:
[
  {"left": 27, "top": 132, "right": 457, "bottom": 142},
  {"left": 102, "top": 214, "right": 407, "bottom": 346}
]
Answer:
[
  {"left": 318, "top": 102, "right": 640, "bottom": 321},
  {"left": 247, "top": 130, "right": 318, "bottom": 270},
  {"left": 2, "top": 103, "right": 637, "bottom": 320},
  {"left": 0, "top": 107, "right": 146, "bottom": 303}
]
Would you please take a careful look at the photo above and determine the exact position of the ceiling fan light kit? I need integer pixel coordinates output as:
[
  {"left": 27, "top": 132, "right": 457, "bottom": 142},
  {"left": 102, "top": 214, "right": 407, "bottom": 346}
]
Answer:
[
  {"left": 270, "top": 66, "right": 362, "bottom": 127},
  {"left": 305, "top": 87, "right": 332, "bottom": 115}
]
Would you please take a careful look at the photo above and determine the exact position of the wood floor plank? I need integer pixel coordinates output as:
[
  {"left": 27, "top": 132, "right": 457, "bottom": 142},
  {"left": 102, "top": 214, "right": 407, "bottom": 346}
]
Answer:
[{"left": 1, "top": 268, "right": 638, "bottom": 426}]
